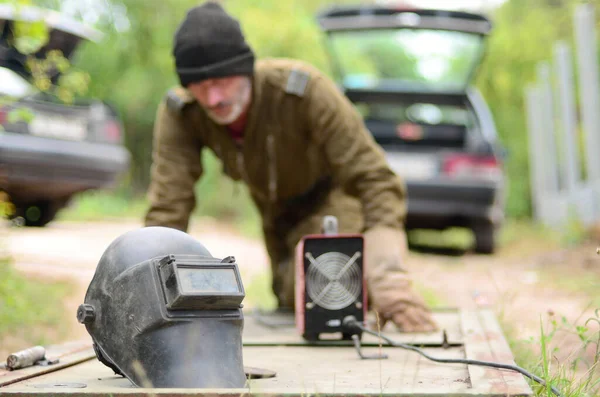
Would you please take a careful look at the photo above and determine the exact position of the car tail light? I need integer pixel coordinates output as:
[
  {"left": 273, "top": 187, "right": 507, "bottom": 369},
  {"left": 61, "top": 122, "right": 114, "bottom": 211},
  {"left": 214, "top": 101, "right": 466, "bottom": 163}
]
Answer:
[
  {"left": 442, "top": 154, "right": 502, "bottom": 182},
  {"left": 393, "top": 4, "right": 418, "bottom": 12},
  {"left": 103, "top": 120, "right": 123, "bottom": 144},
  {"left": 0, "top": 108, "right": 7, "bottom": 125}
]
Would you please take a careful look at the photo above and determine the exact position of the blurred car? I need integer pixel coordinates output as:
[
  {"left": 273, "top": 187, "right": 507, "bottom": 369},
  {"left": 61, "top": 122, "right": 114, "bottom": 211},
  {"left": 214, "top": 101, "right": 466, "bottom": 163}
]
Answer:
[
  {"left": 0, "top": 5, "right": 130, "bottom": 226},
  {"left": 317, "top": 5, "right": 506, "bottom": 253}
]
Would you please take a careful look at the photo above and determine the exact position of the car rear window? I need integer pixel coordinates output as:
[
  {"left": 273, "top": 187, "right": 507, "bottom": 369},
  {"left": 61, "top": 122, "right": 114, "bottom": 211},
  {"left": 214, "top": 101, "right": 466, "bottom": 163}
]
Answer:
[
  {"left": 328, "top": 28, "right": 484, "bottom": 92},
  {"left": 355, "top": 102, "right": 473, "bottom": 148}
]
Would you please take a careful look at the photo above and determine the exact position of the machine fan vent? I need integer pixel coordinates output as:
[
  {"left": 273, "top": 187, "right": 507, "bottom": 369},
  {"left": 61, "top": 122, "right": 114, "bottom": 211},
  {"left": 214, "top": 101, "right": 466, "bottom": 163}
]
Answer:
[{"left": 305, "top": 251, "right": 362, "bottom": 310}]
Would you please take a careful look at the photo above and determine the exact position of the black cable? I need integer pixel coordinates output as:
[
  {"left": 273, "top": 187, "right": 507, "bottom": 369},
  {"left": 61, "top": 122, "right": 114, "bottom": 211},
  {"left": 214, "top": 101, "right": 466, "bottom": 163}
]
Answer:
[{"left": 342, "top": 316, "right": 563, "bottom": 397}]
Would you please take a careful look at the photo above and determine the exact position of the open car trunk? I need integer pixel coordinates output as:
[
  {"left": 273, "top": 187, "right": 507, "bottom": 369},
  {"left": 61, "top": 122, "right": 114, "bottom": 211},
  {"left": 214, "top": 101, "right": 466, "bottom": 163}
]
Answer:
[
  {"left": 317, "top": 6, "right": 492, "bottom": 94},
  {"left": 316, "top": 6, "right": 497, "bottom": 183}
]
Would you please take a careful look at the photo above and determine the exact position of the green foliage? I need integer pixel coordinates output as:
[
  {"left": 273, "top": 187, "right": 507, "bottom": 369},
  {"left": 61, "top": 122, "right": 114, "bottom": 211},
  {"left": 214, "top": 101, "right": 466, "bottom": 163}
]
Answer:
[
  {"left": 12, "top": 18, "right": 48, "bottom": 54},
  {"left": 501, "top": 310, "right": 600, "bottom": 397},
  {"left": 413, "top": 283, "right": 446, "bottom": 309},
  {"left": 243, "top": 272, "right": 278, "bottom": 311},
  {"left": 1, "top": 0, "right": 92, "bottom": 116},
  {"left": 71, "top": 1, "right": 192, "bottom": 191},
  {"left": 0, "top": 259, "right": 72, "bottom": 345},
  {"left": 57, "top": 187, "right": 149, "bottom": 222},
  {"left": 0, "top": 192, "right": 15, "bottom": 219},
  {"left": 475, "top": 0, "right": 590, "bottom": 217},
  {"left": 7, "top": 107, "right": 34, "bottom": 123},
  {"left": 1, "top": 189, "right": 70, "bottom": 349},
  {"left": 193, "top": 150, "right": 262, "bottom": 237},
  {"left": 562, "top": 211, "right": 589, "bottom": 246}
]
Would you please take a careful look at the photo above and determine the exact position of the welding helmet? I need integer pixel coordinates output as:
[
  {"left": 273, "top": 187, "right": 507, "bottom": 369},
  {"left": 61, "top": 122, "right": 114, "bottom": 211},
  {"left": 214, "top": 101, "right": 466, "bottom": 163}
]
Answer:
[{"left": 77, "top": 226, "right": 247, "bottom": 388}]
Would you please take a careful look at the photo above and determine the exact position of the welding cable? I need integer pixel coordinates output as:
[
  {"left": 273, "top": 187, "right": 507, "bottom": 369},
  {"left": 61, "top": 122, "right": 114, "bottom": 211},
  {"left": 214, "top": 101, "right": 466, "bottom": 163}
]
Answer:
[{"left": 342, "top": 316, "right": 563, "bottom": 397}]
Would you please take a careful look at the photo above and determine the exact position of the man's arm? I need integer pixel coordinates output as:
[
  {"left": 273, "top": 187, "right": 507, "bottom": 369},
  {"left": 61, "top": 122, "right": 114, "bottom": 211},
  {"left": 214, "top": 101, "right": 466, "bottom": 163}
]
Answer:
[{"left": 144, "top": 97, "right": 203, "bottom": 232}]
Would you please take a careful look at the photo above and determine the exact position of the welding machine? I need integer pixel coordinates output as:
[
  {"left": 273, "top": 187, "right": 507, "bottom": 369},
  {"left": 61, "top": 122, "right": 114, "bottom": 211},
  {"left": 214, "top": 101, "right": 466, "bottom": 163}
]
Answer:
[{"left": 295, "top": 216, "right": 367, "bottom": 341}]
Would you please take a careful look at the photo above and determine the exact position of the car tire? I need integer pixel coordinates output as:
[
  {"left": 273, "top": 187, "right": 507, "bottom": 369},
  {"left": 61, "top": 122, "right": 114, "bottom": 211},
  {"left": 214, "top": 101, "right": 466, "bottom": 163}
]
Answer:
[
  {"left": 15, "top": 200, "right": 63, "bottom": 227},
  {"left": 473, "top": 224, "right": 496, "bottom": 255}
]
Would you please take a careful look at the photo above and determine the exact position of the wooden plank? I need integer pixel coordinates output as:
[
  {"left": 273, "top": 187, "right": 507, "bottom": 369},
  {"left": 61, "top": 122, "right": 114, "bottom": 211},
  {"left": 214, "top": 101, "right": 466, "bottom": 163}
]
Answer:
[
  {"left": 461, "top": 309, "right": 504, "bottom": 392},
  {"left": 2, "top": 346, "right": 469, "bottom": 395},
  {"left": 0, "top": 309, "right": 532, "bottom": 396},
  {"left": 460, "top": 309, "right": 532, "bottom": 396},
  {"left": 243, "top": 310, "right": 463, "bottom": 346},
  {"left": 479, "top": 310, "right": 532, "bottom": 394},
  {"left": 243, "top": 346, "right": 469, "bottom": 394}
]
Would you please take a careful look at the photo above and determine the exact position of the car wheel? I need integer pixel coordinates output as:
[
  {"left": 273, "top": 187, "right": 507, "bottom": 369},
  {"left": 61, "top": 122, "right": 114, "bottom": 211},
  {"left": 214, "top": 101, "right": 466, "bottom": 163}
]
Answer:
[
  {"left": 473, "top": 224, "right": 496, "bottom": 255},
  {"left": 15, "top": 200, "right": 63, "bottom": 227}
]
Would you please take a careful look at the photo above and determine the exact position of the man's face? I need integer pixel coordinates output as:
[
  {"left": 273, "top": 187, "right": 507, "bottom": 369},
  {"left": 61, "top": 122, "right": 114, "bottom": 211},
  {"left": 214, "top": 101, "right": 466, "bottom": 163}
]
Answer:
[{"left": 188, "top": 76, "right": 252, "bottom": 125}]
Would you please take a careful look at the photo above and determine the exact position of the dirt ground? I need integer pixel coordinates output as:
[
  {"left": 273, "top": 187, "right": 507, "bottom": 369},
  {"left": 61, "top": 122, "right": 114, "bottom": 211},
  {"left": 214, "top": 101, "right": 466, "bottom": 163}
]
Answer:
[{"left": 4, "top": 218, "right": 600, "bottom": 378}]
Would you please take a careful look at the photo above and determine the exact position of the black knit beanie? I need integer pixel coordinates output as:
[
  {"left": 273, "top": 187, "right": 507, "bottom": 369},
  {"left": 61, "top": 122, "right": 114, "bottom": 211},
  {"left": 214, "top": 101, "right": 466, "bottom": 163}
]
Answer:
[{"left": 173, "top": 2, "right": 255, "bottom": 86}]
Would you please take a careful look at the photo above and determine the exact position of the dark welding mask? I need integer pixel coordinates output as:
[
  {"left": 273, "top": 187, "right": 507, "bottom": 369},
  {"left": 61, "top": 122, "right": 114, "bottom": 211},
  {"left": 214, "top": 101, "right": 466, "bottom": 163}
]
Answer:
[{"left": 76, "top": 226, "right": 246, "bottom": 388}]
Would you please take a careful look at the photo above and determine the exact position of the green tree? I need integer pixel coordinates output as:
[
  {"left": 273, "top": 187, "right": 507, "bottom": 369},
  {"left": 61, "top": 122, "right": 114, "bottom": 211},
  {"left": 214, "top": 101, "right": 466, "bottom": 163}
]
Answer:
[
  {"left": 476, "top": 0, "right": 583, "bottom": 217},
  {"left": 0, "top": 0, "right": 91, "bottom": 107}
]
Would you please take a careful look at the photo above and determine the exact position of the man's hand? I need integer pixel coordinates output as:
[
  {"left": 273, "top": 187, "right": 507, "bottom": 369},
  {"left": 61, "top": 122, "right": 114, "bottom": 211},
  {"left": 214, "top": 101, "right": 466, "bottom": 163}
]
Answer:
[
  {"left": 364, "top": 226, "right": 438, "bottom": 333},
  {"left": 370, "top": 271, "right": 438, "bottom": 332},
  {"left": 380, "top": 305, "right": 437, "bottom": 333}
]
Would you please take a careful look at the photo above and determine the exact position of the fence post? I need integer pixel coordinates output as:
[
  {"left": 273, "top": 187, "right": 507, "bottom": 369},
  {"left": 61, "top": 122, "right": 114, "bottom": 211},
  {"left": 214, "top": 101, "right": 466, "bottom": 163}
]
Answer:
[
  {"left": 537, "top": 62, "right": 560, "bottom": 193},
  {"left": 574, "top": 4, "right": 600, "bottom": 223},
  {"left": 574, "top": 4, "right": 600, "bottom": 182},
  {"left": 525, "top": 85, "right": 546, "bottom": 221},
  {"left": 554, "top": 42, "right": 581, "bottom": 195}
]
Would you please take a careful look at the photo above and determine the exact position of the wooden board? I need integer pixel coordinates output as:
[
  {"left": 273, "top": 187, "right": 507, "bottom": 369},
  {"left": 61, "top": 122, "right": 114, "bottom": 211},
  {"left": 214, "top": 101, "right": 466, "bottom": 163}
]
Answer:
[
  {"left": 243, "top": 308, "right": 463, "bottom": 346},
  {"left": 0, "top": 309, "right": 533, "bottom": 396}
]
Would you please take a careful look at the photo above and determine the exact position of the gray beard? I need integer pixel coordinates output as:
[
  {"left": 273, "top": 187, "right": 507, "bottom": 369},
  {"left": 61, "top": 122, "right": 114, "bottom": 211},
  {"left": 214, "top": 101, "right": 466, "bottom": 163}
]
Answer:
[{"left": 206, "top": 81, "right": 252, "bottom": 125}]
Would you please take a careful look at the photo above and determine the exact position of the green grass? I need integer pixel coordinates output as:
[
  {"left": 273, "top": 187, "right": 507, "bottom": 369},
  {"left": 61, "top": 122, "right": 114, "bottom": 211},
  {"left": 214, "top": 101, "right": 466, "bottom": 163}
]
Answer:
[
  {"left": 243, "top": 272, "right": 278, "bottom": 311},
  {"left": 414, "top": 282, "right": 447, "bottom": 309},
  {"left": 407, "top": 218, "right": 574, "bottom": 255},
  {"left": 0, "top": 258, "right": 73, "bottom": 349},
  {"left": 499, "top": 218, "right": 563, "bottom": 249},
  {"left": 58, "top": 188, "right": 149, "bottom": 222},
  {"left": 408, "top": 227, "right": 473, "bottom": 250},
  {"left": 501, "top": 310, "right": 600, "bottom": 397}
]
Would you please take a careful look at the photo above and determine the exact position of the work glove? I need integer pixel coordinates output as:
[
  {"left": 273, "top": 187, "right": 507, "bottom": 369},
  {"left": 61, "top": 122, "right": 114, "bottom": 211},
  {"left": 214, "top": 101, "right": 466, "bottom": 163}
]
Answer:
[{"left": 364, "top": 226, "right": 437, "bottom": 333}]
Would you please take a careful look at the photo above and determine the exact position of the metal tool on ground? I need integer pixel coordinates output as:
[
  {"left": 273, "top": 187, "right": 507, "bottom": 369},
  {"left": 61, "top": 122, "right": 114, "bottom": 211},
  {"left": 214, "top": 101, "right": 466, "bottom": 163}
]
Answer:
[
  {"left": 3, "top": 346, "right": 59, "bottom": 371},
  {"left": 295, "top": 215, "right": 367, "bottom": 341}
]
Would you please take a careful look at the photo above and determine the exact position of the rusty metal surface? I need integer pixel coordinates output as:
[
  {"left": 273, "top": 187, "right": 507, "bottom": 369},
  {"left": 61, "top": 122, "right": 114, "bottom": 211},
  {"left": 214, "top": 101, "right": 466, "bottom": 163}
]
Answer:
[{"left": 0, "top": 309, "right": 533, "bottom": 396}]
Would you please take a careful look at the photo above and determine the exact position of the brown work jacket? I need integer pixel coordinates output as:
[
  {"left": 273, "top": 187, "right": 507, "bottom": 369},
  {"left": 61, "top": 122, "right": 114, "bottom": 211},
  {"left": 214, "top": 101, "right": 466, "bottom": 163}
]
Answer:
[{"left": 144, "top": 58, "right": 407, "bottom": 241}]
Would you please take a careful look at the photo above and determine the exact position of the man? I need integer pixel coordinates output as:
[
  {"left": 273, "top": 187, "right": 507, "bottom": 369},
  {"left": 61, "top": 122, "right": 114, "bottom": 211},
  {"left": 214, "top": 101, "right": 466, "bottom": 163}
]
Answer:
[{"left": 145, "top": 2, "right": 436, "bottom": 332}]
